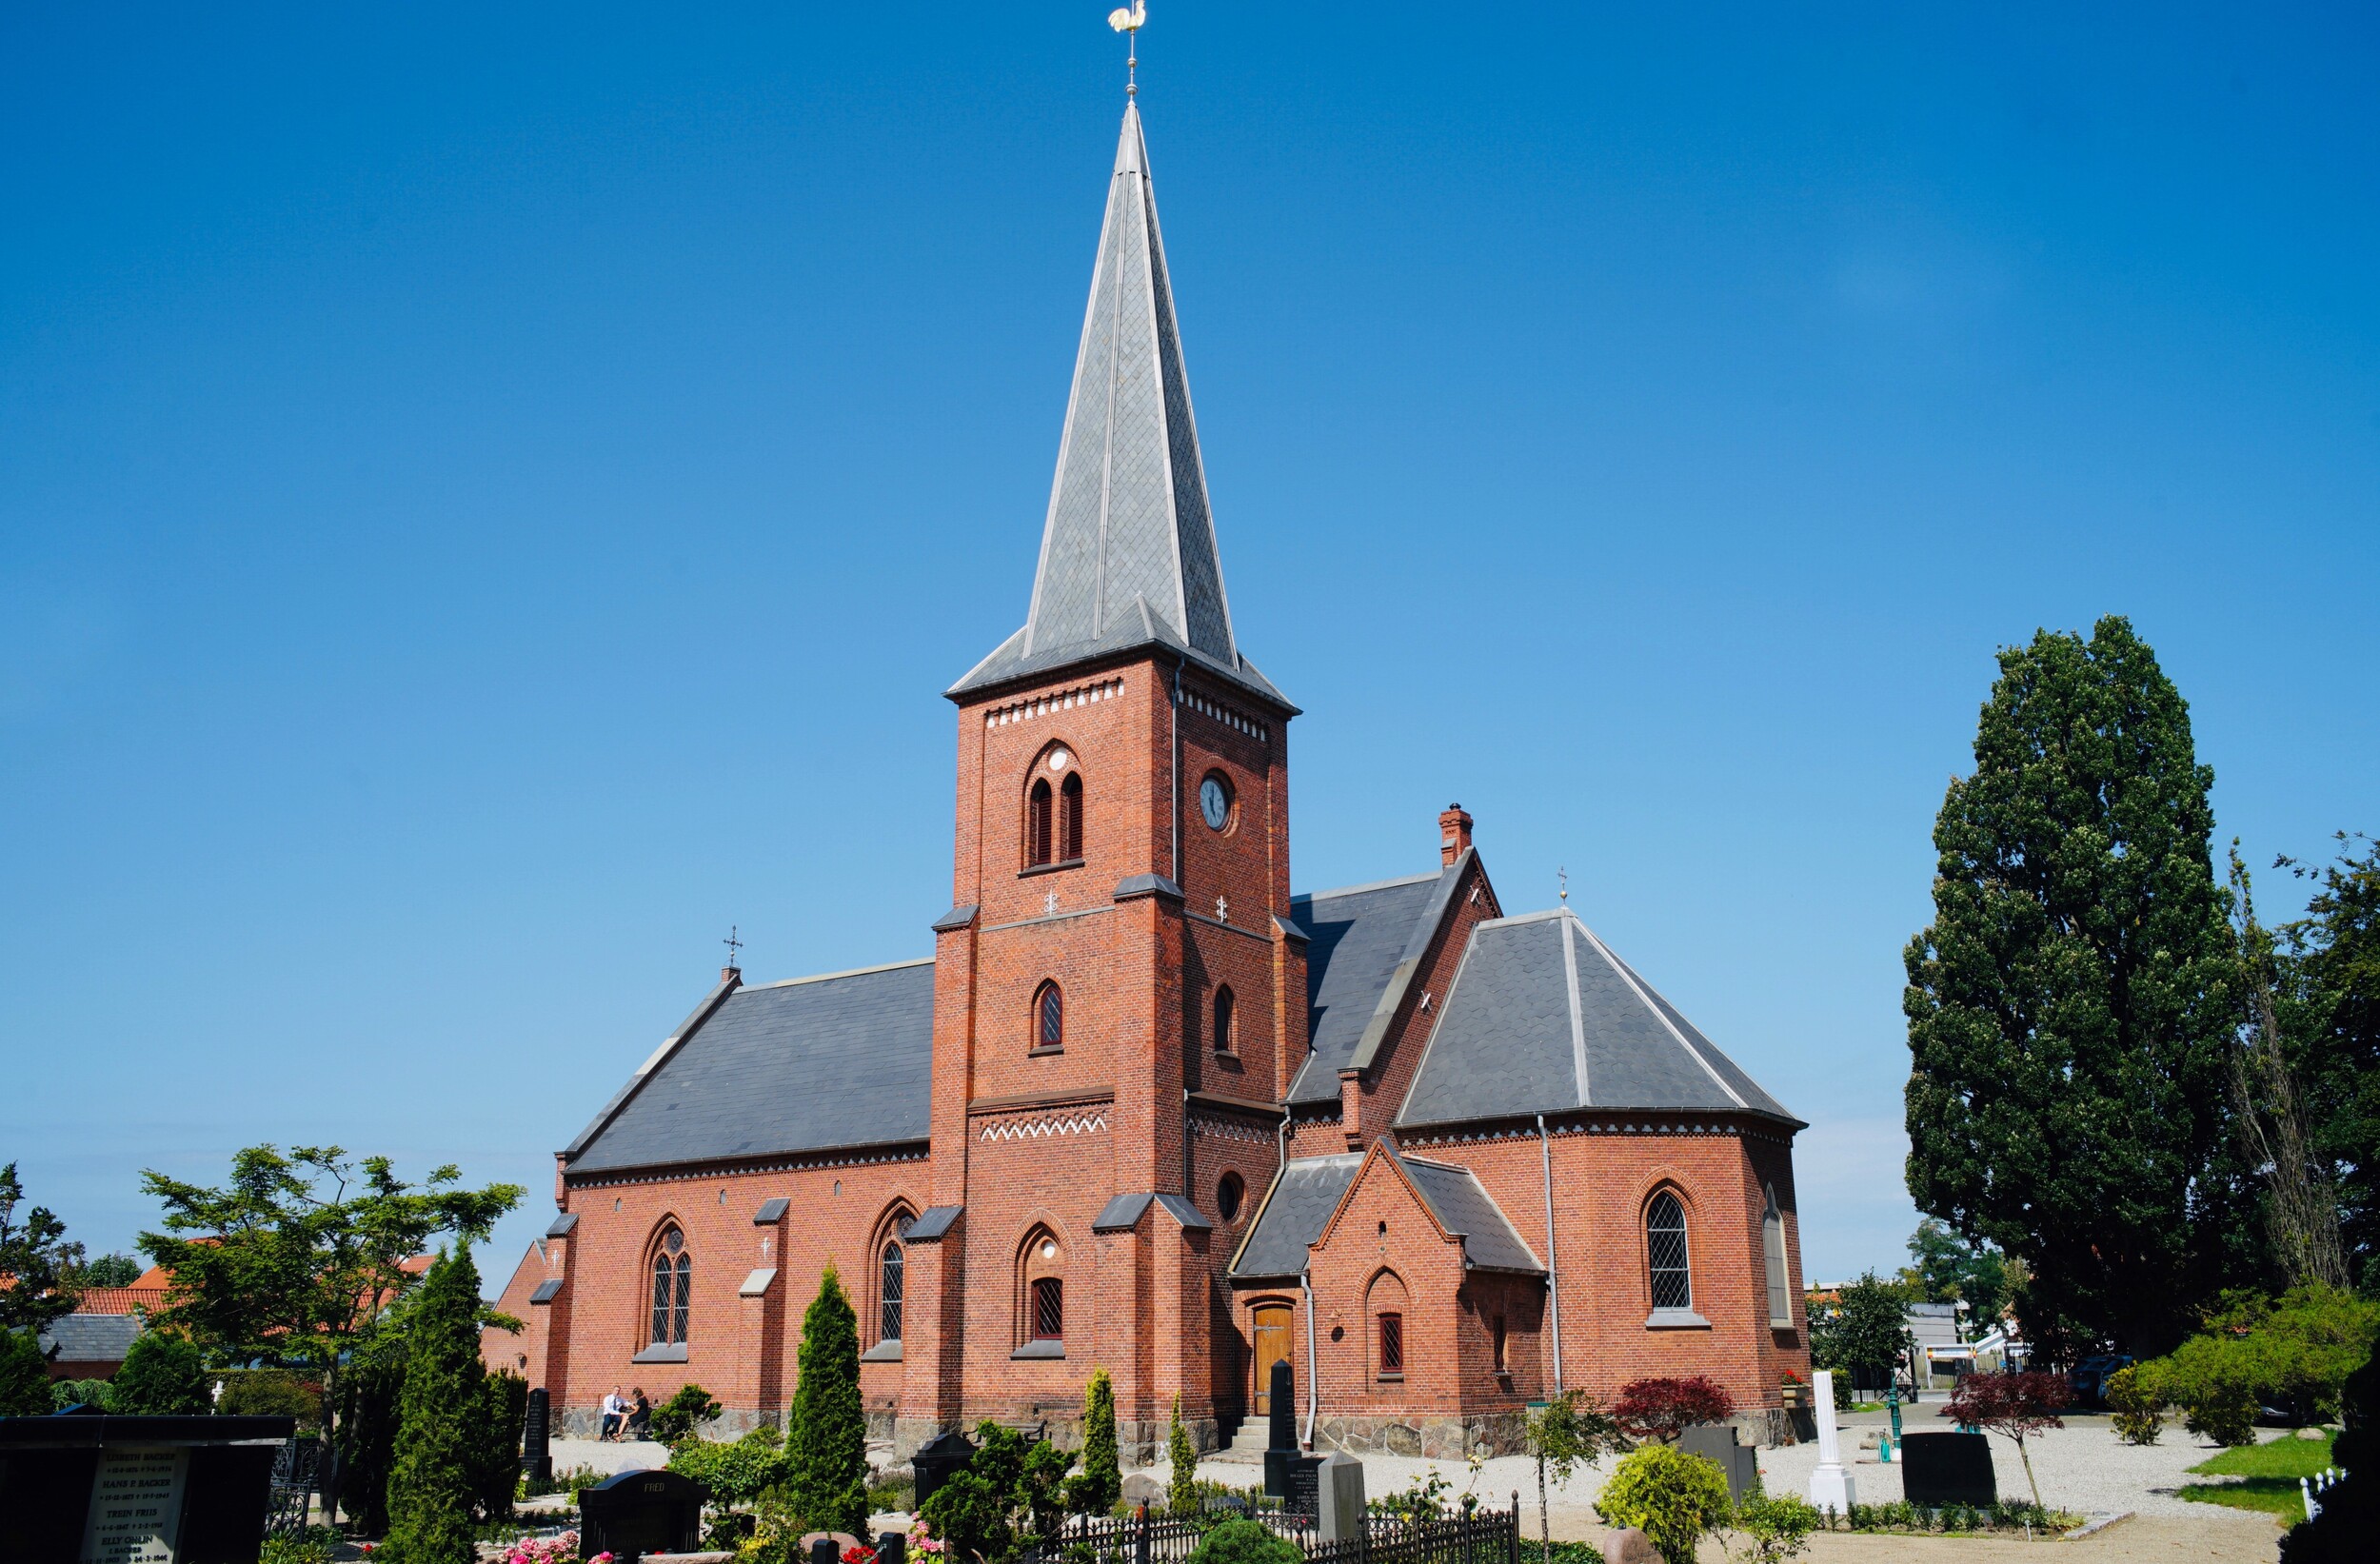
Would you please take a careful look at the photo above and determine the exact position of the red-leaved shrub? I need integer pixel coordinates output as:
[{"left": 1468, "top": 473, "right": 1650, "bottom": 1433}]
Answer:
[
  {"left": 1940, "top": 1370, "right": 2070, "bottom": 1509},
  {"left": 1613, "top": 1376, "right": 1736, "bottom": 1443}
]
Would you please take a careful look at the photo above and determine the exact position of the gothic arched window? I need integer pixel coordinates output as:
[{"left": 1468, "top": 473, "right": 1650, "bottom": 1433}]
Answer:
[
  {"left": 1027, "top": 779, "right": 1055, "bottom": 867},
  {"left": 1646, "top": 1190, "right": 1693, "bottom": 1312},
  {"left": 1020, "top": 1225, "right": 1066, "bottom": 1348},
  {"left": 1762, "top": 1185, "right": 1791, "bottom": 1327},
  {"left": 1060, "top": 772, "right": 1084, "bottom": 861},
  {"left": 648, "top": 1226, "right": 691, "bottom": 1346},
  {"left": 1212, "top": 985, "right": 1237, "bottom": 1055},
  {"left": 1034, "top": 981, "right": 1064, "bottom": 1053}
]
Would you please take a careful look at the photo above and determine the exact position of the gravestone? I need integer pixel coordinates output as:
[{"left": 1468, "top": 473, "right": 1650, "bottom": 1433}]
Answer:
[
  {"left": 1316, "top": 1453, "right": 1365, "bottom": 1542},
  {"left": 582, "top": 1468, "right": 706, "bottom": 1562},
  {"left": 1807, "top": 1370, "right": 1855, "bottom": 1515},
  {"left": 523, "top": 1387, "right": 553, "bottom": 1485},
  {"left": 0, "top": 1413, "right": 293, "bottom": 1564},
  {"left": 1121, "top": 1473, "right": 1165, "bottom": 1507},
  {"left": 911, "top": 1430, "right": 976, "bottom": 1511},
  {"left": 1262, "top": 1360, "right": 1299, "bottom": 1498},
  {"left": 1900, "top": 1433, "right": 1995, "bottom": 1508},
  {"left": 1279, "top": 1453, "right": 1322, "bottom": 1518},
  {"left": 876, "top": 1531, "right": 907, "bottom": 1564},
  {"left": 1676, "top": 1425, "right": 1757, "bottom": 1503}
]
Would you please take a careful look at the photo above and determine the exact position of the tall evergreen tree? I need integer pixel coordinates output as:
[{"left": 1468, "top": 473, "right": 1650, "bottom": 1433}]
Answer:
[
  {"left": 1072, "top": 1368, "right": 1121, "bottom": 1515},
  {"left": 380, "top": 1248, "right": 484, "bottom": 1563},
  {"left": 109, "top": 1333, "right": 211, "bottom": 1415},
  {"left": 788, "top": 1264, "right": 867, "bottom": 1534},
  {"left": 0, "top": 1327, "right": 52, "bottom": 1416},
  {"left": 1166, "top": 1394, "right": 1197, "bottom": 1515},
  {"left": 2277, "top": 834, "right": 2380, "bottom": 1291},
  {"left": 1905, "top": 617, "right": 2251, "bottom": 1361}
]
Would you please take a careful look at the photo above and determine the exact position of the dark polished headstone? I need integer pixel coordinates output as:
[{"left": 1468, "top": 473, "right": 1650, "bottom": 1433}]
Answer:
[
  {"left": 1901, "top": 1432, "right": 1996, "bottom": 1508},
  {"left": 912, "top": 1429, "right": 977, "bottom": 1512},
  {"left": 1263, "top": 1360, "right": 1298, "bottom": 1495},
  {"left": 1279, "top": 1454, "right": 1323, "bottom": 1518},
  {"left": 523, "top": 1387, "right": 552, "bottom": 1484},
  {"left": 581, "top": 1467, "right": 707, "bottom": 1562},
  {"left": 0, "top": 1414, "right": 295, "bottom": 1564}
]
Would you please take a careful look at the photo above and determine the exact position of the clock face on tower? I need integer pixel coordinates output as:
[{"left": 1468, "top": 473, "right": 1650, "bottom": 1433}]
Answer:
[{"left": 1200, "top": 775, "right": 1233, "bottom": 831}]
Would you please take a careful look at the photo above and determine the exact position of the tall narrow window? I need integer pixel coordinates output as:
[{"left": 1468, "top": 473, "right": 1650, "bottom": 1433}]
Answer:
[
  {"left": 1060, "top": 772, "right": 1083, "bottom": 861},
  {"left": 649, "top": 1227, "right": 691, "bottom": 1346},
  {"left": 1377, "top": 1311, "right": 1404, "bottom": 1377},
  {"left": 881, "top": 1239, "right": 905, "bottom": 1342},
  {"left": 1647, "top": 1191, "right": 1693, "bottom": 1311},
  {"left": 1762, "top": 1186, "right": 1791, "bottom": 1328},
  {"left": 1031, "top": 1277, "right": 1064, "bottom": 1340},
  {"left": 1212, "top": 985, "right": 1236, "bottom": 1055},
  {"left": 1035, "top": 981, "right": 1064, "bottom": 1052},
  {"left": 1027, "top": 779, "right": 1054, "bottom": 866},
  {"left": 1492, "top": 1313, "right": 1508, "bottom": 1374}
]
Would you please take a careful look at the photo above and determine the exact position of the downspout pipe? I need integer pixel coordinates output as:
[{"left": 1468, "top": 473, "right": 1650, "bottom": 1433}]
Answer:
[
  {"left": 1300, "top": 1266, "right": 1320, "bottom": 1449},
  {"left": 1537, "top": 1114, "right": 1564, "bottom": 1394}
]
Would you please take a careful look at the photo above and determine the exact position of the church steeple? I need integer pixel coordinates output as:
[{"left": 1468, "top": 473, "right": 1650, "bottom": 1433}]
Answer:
[{"left": 950, "top": 105, "right": 1288, "bottom": 710}]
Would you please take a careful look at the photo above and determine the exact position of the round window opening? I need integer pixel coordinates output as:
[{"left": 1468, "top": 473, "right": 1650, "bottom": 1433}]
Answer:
[
  {"left": 1217, "top": 1172, "right": 1245, "bottom": 1223},
  {"left": 1040, "top": 1239, "right": 1059, "bottom": 1261},
  {"left": 1048, "top": 748, "right": 1072, "bottom": 772},
  {"left": 664, "top": 1229, "right": 684, "bottom": 1254}
]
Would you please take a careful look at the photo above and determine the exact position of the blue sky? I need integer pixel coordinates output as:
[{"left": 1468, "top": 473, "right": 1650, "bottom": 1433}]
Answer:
[{"left": 4, "top": 4, "right": 2374, "bottom": 1294}]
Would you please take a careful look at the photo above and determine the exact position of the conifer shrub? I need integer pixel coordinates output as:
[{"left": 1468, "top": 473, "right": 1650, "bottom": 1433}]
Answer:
[
  {"left": 379, "top": 1248, "right": 486, "bottom": 1564},
  {"left": 1167, "top": 1394, "right": 1198, "bottom": 1515},
  {"left": 1067, "top": 1368, "right": 1121, "bottom": 1515},
  {"left": 1184, "top": 1518, "right": 1300, "bottom": 1564},
  {"left": 788, "top": 1264, "right": 868, "bottom": 1534},
  {"left": 109, "top": 1332, "right": 210, "bottom": 1415},
  {"left": 1593, "top": 1445, "right": 1731, "bottom": 1564},
  {"left": 52, "top": 1376, "right": 115, "bottom": 1411}
]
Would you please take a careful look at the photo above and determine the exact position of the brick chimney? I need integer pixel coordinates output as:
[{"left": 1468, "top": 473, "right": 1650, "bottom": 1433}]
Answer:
[{"left": 1438, "top": 802, "right": 1475, "bottom": 866}]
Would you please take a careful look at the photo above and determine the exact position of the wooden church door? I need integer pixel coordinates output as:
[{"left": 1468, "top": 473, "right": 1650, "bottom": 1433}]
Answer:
[{"left": 1251, "top": 1304, "right": 1293, "bottom": 1415}]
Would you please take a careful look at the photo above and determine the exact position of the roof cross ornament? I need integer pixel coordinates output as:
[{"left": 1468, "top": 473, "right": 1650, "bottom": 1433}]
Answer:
[
  {"left": 1108, "top": 2, "right": 1147, "bottom": 99},
  {"left": 723, "top": 924, "right": 744, "bottom": 971},
  {"left": 1558, "top": 866, "right": 1569, "bottom": 903}
]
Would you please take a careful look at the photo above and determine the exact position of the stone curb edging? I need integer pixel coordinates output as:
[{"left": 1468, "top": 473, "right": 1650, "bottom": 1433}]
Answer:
[{"left": 2063, "top": 1511, "right": 2132, "bottom": 1538}]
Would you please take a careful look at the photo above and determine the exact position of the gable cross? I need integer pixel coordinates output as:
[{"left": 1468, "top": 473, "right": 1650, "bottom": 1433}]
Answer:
[
  {"left": 724, "top": 924, "right": 744, "bottom": 968},
  {"left": 1215, "top": 895, "right": 1228, "bottom": 923}
]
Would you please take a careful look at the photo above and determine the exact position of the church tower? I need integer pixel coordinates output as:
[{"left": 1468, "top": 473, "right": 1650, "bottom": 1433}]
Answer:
[{"left": 899, "top": 103, "right": 1300, "bottom": 1455}]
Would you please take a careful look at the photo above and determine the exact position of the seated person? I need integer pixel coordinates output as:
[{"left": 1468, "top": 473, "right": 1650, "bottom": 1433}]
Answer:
[{"left": 625, "top": 1388, "right": 652, "bottom": 1442}]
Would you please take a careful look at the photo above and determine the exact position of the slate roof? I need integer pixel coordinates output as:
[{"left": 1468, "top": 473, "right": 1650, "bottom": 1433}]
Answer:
[
  {"left": 1230, "top": 1154, "right": 1362, "bottom": 1277},
  {"left": 949, "top": 106, "right": 1288, "bottom": 713},
  {"left": 1229, "top": 1150, "right": 1541, "bottom": 1277},
  {"left": 1398, "top": 909, "right": 1799, "bottom": 1127},
  {"left": 565, "top": 960, "right": 935, "bottom": 1175},
  {"left": 41, "top": 1312, "right": 143, "bottom": 1365},
  {"left": 1396, "top": 1156, "right": 1543, "bottom": 1274},
  {"left": 1285, "top": 861, "right": 1468, "bottom": 1104}
]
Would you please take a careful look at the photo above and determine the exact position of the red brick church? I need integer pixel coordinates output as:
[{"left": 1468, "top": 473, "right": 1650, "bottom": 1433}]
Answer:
[{"left": 487, "top": 101, "right": 1812, "bottom": 1460}]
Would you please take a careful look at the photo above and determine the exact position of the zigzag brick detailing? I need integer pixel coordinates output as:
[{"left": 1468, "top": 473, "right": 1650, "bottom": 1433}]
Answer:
[{"left": 488, "top": 103, "right": 1811, "bottom": 1456}]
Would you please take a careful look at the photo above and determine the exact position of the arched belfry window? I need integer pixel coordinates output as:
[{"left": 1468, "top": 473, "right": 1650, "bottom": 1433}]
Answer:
[
  {"left": 1020, "top": 1225, "right": 1066, "bottom": 1351},
  {"left": 1762, "top": 1185, "right": 1791, "bottom": 1328},
  {"left": 1646, "top": 1190, "right": 1693, "bottom": 1312},
  {"left": 649, "top": 1226, "right": 691, "bottom": 1347},
  {"left": 1027, "top": 779, "right": 1055, "bottom": 867},
  {"left": 1034, "top": 981, "right": 1064, "bottom": 1053},
  {"left": 1060, "top": 772, "right": 1083, "bottom": 861},
  {"left": 1212, "top": 985, "right": 1237, "bottom": 1055}
]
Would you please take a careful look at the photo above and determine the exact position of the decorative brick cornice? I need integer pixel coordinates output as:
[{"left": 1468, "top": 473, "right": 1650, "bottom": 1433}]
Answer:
[{"left": 563, "top": 1140, "right": 928, "bottom": 1191}]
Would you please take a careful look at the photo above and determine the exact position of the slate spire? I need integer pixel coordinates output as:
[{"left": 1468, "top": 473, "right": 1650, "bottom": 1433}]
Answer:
[{"left": 951, "top": 106, "right": 1287, "bottom": 708}]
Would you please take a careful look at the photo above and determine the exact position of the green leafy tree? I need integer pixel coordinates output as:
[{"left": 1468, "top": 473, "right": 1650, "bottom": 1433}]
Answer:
[
  {"left": 2140, "top": 1283, "right": 2380, "bottom": 1444},
  {"left": 73, "top": 1254, "right": 144, "bottom": 1290},
  {"left": 1167, "top": 1394, "right": 1198, "bottom": 1515},
  {"left": 2275, "top": 834, "right": 2380, "bottom": 1292},
  {"left": 1807, "top": 1273, "right": 1912, "bottom": 1393},
  {"left": 379, "top": 1247, "right": 485, "bottom": 1564},
  {"left": 0, "top": 1327, "right": 50, "bottom": 1416},
  {"left": 788, "top": 1264, "right": 867, "bottom": 1534},
  {"left": 1526, "top": 1391, "right": 1626, "bottom": 1563},
  {"left": 1594, "top": 1445, "right": 1731, "bottom": 1564},
  {"left": 1901, "top": 1219, "right": 2013, "bottom": 1327},
  {"left": 109, "top": 1332, "right": 211, "bottom": 1415},
  {"left": 138, "top": 1144, "right": 519, "bottom": 1523},
  {"left": 1904, "top": 618, "right": 2251, "bottom": 1361},
  {"left": 2102, "top": 1365, "right": 2162, "bottom": 1445},
  {"left": 0, "top": 1162, "right": 84, "bottom": 1333},
  {"left": 53, "top": 1376, "right": 115, "bottom": 1411},
  {"left": 1067, "top": 1367, "right": 1121, "bottom": 1515}
]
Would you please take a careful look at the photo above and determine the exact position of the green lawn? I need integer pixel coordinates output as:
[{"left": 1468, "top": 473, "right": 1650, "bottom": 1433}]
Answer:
[{"left": 2178, "top": 1432, "right": 2337, "bottom": 1522}]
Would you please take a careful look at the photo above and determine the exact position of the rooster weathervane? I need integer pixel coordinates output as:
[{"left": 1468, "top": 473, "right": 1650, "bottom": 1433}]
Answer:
[{"left": 1108, "top": 3, "right": 1147, "bottom": 98}]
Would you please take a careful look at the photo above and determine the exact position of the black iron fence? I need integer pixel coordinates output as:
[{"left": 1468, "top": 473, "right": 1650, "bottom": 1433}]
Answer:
[{"left": 1016, "top": 1505, "right": 1518, "bottom": 1564}]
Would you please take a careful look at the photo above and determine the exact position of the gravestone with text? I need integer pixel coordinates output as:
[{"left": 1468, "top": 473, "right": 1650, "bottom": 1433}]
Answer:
[{"left": 0, "top": 1413, "right": 293, "bottom": 1564}]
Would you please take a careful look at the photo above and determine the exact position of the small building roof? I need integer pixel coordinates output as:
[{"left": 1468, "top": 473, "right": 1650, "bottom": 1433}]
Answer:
[
  {"left": 1398, "top": 908, "right": 1798, "bottom": 1127},
  {"left": 40, "top": 1312, "right": 144, "bottom": 1365},
  {"left": 565, "top": 960, "right": 935, "bottom": 1174},
  {"left": 1229, "top": 1154, "right": 1363, "bottom": 1277},
  {"left": 1394, "top": 1155, "right": 1543, "bottom": 1275}
]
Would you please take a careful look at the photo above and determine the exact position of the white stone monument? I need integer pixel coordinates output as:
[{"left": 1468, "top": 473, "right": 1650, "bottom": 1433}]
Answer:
[{"left": 1808, "top": 1369, "right": 1855, "bottom": 1515}]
